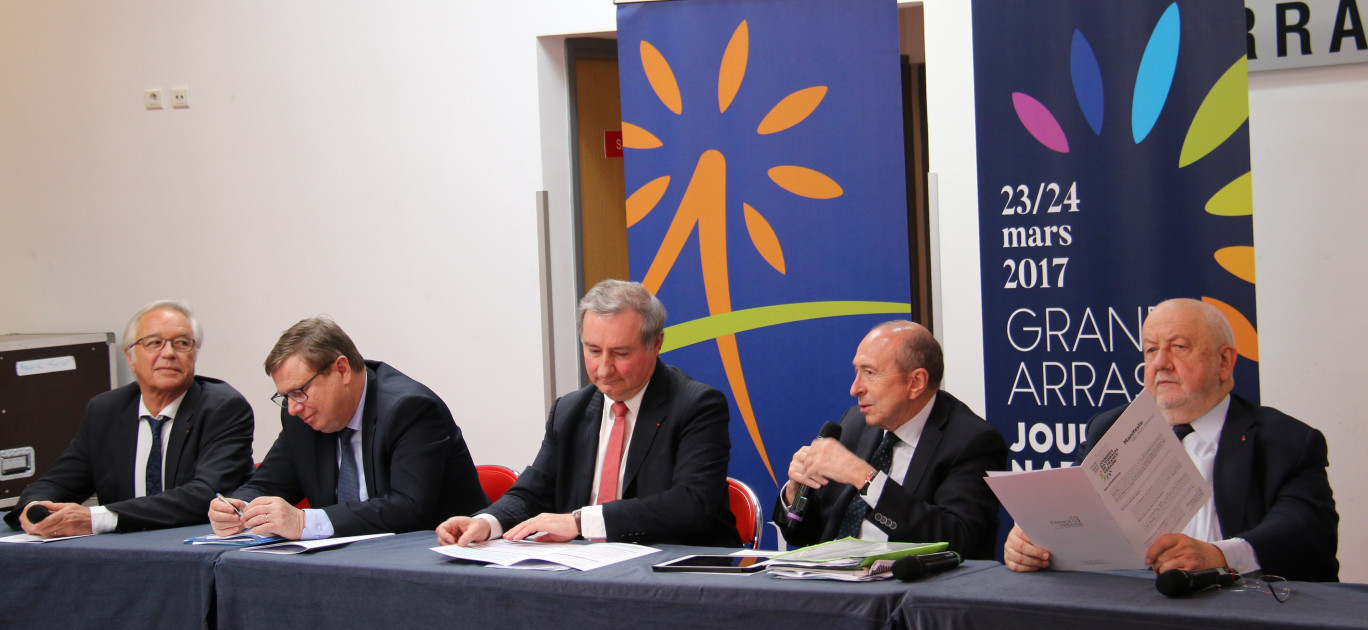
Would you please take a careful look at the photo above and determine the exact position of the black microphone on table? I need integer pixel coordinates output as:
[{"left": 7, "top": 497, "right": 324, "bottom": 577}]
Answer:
[
  {"left": 785, "top": 421, "right": 842, "bottom": 525},
  {"left": 26, "top": 504, "right": 51, "bottom": 524},
  {"left": 1155, "top": 567, "right": 1239, "bottom": 597},
  {"left": 892, "top": 551, "right": 963, "bottom": 581}
]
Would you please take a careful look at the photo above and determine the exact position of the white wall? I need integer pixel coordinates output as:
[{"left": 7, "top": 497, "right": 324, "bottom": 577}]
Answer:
[
  {"left": 0, "top": 1, "right": 615, "bottom": 475},
  {"left": 2, "top": 0, "right": 1361, "bottom": 582},
  {"left": 923, "top": 0, "right": 1368, "bottom": 582}
]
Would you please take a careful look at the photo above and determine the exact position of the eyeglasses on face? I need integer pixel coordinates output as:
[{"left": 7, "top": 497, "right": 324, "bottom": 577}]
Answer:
[
  {"left": 129, "top": 336, "right": 197, "bottom": 353},
  {"left": 270, "top": 369, "right": 327, "bottom": 409}
]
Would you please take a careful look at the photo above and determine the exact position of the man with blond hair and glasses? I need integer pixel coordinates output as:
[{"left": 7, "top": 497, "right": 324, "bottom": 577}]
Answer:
[{"left": 5, "top": 300, "right": 255, "bottom": 536}]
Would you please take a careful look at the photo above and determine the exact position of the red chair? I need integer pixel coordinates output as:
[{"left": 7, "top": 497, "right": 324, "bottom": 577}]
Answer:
[
  {"left": 476, "top": 465, "right": 520, "bottom": 502},
  {"left": 727, "top": 477, "right": 763, "bottom": 549}
]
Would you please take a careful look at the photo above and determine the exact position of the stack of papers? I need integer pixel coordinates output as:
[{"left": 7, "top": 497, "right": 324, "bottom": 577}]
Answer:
[
  {"left": 765, "top": 538, "right": 948, "bottom": 581},
  {"left": 0, "top": 532, "right": 95, "bottom": 544},
  {"left": 242, "top": 533, "right": 392, "bottom": 554},
  {"left": 430, "top": 538, "right": 659, "bottom": 571},
  {"left": 184, "top": 532, "right": 286, "bottom": 546},
  {"left": 768, "top": 558, "right": 899, "bottom": 582}
]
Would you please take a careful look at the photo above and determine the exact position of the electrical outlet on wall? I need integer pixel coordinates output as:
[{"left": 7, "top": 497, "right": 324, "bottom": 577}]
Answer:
[
  {"left": 145, "top": 88, "right": 164, "bottom": 109},
  {"left": 170, "top": 86, "right": 190, "bottom": 109}
]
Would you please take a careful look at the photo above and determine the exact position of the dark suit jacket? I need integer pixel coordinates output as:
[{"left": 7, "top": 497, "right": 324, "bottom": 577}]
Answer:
[
  {"left": 1077, "top": 394, "right": 1339, "bottom": 581},
  {"left": 483, "top": 360, "right": 739, "bottom": 547},
  {"left": 772, "top": 391, "right": 1008, "bottom": 560},
  {"left": 4, "top": 377, "right": 255, "bottom": 532},
  {"left": 234, "top": 361, "right": 487, "bottom": 536}
]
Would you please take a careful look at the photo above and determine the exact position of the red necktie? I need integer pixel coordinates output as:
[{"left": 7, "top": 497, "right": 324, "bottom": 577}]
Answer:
[{"left": 597, "top": 401, "right": 629, "bottom": 504}]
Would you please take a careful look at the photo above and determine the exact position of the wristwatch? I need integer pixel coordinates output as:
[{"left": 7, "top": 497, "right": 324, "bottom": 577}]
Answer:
[
  {"left": 572, "top": 508, "right": 583, "bottom": 538},
  {"left": 857, "top": 468, "right": 879, "bottom": 496}
]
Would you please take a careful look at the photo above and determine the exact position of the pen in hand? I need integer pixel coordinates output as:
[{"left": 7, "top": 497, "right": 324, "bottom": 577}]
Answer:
[{"left": 215, "top": 493, "right": 244, "bottom": 518}]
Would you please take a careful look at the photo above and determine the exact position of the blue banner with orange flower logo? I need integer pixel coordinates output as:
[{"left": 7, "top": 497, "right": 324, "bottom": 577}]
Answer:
[
  {"left": 616, "top": 0, "right": 912, "bottom": 524},
  {"left": 972, "top": 0, "right": 1259, "bottom": 481}
]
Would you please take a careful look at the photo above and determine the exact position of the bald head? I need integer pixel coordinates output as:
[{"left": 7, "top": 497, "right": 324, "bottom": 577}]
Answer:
[
  {"left": 1142, "top": 299, "right": 1238, "bottom": 424},
  {"left": 850, "top": 321, "right": 943, "bottom": 431},
  {"left": 870, "top": 320, "right": 944, "bottom": 389}
]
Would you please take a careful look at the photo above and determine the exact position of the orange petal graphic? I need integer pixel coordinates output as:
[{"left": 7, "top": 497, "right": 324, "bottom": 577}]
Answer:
[
  {"left": 1202, "top": 296, "right": 1259, "bottom": 362},
  {"left": 626, "top": 176, "right": 670, "bottom": 228},
  {"left": 743, "top": 203, "right": 786, "bottom": 274},
  {"left": 757, "top": 86, "right": 827, "bottom": 135},
  {"left": 718, "top": 21, "right": 749, "bottom": 114},
  {"left": 716, "top": 333, "right": 775, "bottom": 484},
  {"left": 621, "top": 122, "right": 663, "bottom": 149},
  {"left": 1214, "top": 246, "right": 1255, "bottom": 284},
  {"left": 768, "top": 165, "right": 843, "bottom": 199},
  {"left": 640, "top": 40, "right": 682, "bottom": 115}
]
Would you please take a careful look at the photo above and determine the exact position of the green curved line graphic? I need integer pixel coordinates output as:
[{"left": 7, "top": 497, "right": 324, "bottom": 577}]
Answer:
[{"left": 661, "top": 301, "right": 912, "bottom": 352}]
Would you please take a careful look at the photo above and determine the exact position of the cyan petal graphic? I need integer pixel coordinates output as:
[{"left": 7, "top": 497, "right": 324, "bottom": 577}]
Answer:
[
  {"left": 1071, "top": 30, "right": 1104, "bottom": 136},
  {"left": 1132, "top": 3, "right": 1181, "bottom": 144},
  {"left": 1012, "top": 92, "right": 1069, "bottom": 153}
]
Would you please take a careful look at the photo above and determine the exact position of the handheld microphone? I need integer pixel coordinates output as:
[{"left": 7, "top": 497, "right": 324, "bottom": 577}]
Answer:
[
  {"left": 892, "top": 551, "right": 963, "bottom": 581},
  {"left": 1155, "top": 567, "right": 1239, "bottom": 597},
  {"left": 785, "top": 421, "right": 842, "bottom": 524},
  {"left": 26, "top": 504, "right": 51, "bottom": 524}
]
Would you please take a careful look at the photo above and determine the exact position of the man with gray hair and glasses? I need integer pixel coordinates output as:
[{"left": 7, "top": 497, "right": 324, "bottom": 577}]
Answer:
[
  {"left": 210, "top": 316, "right": 486, "bottom": 540},
  {"left": 436, "top": 279, "right": 739, "bottom": 547},
  {"left": 5, "top": 300, "right": 255, "bottom": 536}
]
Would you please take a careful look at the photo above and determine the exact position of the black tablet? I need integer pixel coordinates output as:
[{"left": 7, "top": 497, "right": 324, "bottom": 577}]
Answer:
[{"left": 651, "top": 554, "right": 772, "bottom": 573}]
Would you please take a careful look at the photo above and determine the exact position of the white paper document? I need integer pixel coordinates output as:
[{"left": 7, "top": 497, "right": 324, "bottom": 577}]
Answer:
[
  {"left": 0, "top": 532, "right": 96, "bottom": 544},
  {"left": 430, "top": 538, "right": 659, "bottom": 571},
  {"left": 241, "top": 532, "right": 393, "bottom": 554},
  {"left": 985, "top": 390, "right": 1210, "bottom": 570}
]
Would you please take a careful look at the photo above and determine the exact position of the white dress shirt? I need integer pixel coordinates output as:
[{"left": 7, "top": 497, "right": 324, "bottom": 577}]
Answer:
[
  {"left": 478, "top": 383, "right": 649, "bottom": 541},
  {"left": 850, "top": 393, "right": 937, "bottom": 541},
  {"left": 89, "top": 390, "right": 188, "bottom": 534},
  {"left": 1178, "top": 394, "right": 1259, "bottom": 573},
  {"left": 300, "top": 377, "right": 369, "bottom": 540}
]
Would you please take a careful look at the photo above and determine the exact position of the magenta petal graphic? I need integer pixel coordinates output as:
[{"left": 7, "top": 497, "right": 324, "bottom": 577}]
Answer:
[{"left": 1012, "top": 92, "right": 1070, "bottom": 153}]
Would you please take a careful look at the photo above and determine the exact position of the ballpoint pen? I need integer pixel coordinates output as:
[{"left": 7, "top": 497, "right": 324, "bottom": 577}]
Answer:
[{"left": 215, "top": 492, "right": 244, "bottom": 518}]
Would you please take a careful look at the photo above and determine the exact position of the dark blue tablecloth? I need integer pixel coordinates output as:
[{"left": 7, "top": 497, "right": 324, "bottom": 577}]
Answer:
[
  {"left": 0, "top": 523, "right": 231, "bottom": 629},
  {"left": 214, "top": 531, "right": 994, "bottom": 630},
  {"left": 9, "top": 517, "right": 1367, "bottom": 630},
  {"left": 898, "top": 564, "right": 1368, "bottom": 630}
]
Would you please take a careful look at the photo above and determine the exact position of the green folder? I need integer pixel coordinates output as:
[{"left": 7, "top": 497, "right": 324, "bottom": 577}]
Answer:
[{"left": 770, "top": 537, "right": 949, "bottom": 568}]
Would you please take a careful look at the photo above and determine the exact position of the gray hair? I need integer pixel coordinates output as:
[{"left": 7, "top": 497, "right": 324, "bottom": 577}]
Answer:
[
  {"left": 122, "top": 300, "right": 202, "bottom": 349},
  {"left": 872, "top": 320, "right": 944, "bottom": 388},
  {"left": 577, "top": 279, "right": 667, "bottom": 346}
]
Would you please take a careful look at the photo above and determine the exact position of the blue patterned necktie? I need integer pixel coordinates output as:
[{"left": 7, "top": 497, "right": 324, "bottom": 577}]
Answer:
[
  {"left": 1173, "top": 423, "right": 1195, "bottom": 441},
  {"left": 836, "top": 430, "right": 900, "bottom": 538},
  {"left": 144, "top": 415, "right": 171, "bottom": 496},
  {"left": 336, "top": 428, "right": 360, "bottom": 504}
]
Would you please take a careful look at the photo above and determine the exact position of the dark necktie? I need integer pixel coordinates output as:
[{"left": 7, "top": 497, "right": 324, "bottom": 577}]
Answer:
[
  {"left": 837, "top": 430, "right": 899, "bottom": 538},
  {"left": 144, "top": 415, "right": 171, "bottom": 496},
  {"left": 336, "top": 428, "right": 360, "bottom": 504},
  {"left": 1173, "top": 423, "right": 1195, "bottom": 441}
]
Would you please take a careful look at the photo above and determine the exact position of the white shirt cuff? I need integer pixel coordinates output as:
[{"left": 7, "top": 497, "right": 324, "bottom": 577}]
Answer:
[
  {"left": 1213, "top": 537, "right": 1260, "bottom": 574},
  {"left": 580, "top": 505, "right": 607, "bottom": 540},
  {"left": 860, "top": 472, "right": 889, "bottom": 507},
  {"left": 89, "top": 505, "right": 117, "bottom": 534},
  {"left": 474, "top": 513, "right": 503, "bottom": 540},
  {"left": 300, "top": 508, "right": 333, "bottom": 540}
]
